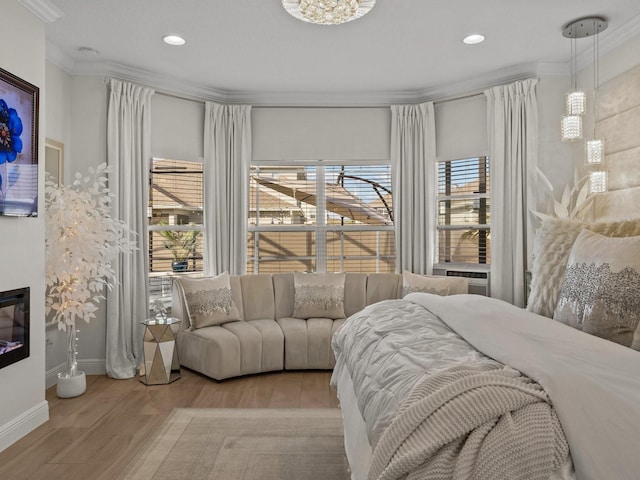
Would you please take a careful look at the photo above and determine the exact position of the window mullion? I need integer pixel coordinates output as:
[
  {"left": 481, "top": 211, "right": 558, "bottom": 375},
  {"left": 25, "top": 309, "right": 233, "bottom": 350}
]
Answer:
[{"left": 316, "top": 165, "right": 326, "bottom": 273}]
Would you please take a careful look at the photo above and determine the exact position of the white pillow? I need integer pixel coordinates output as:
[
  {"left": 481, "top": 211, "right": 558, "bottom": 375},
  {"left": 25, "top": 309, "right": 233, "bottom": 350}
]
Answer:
[
  {"left": 527, "top": 218, "right": 584, "bottom": 318},
  {"left": 177, "top": 272, "right": 241, "bottom": 329},
  {"left": 293, "top": 272, "right": 346, "bottom": 319},
  {"left": 553, "top": 229, "right": 640, "bottom": 349},
  {"left": 402, "top": 270, "right": 468, "bottom": 297}
]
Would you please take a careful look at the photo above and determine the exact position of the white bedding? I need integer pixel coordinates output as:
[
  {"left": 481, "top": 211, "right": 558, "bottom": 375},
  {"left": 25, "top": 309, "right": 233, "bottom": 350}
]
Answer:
[
  {"left": 332, "top": 293, "right": 640, "bottom": 480},
  {"left": 332, "top": 299, "right": 488, "bottom": 446}
]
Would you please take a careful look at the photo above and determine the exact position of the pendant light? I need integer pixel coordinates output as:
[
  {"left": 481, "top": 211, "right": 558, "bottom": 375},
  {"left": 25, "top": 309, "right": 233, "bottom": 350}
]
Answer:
[
  {"left": 561, "top": 17, "right": 607, "bottom": 142},
  {"left": 585, "top": 17, "right": 605, "bottom": 166}
]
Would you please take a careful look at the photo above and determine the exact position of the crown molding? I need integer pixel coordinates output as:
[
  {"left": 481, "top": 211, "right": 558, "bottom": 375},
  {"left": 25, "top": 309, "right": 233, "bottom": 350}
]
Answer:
[
  {"left": 44, "top": 13, "right": 640, "bottom": 106},
  {"left": 18, "top": 0, "right": 63, "bottom": 23},
  {"left": 411, "top": 63, "right": 541, "bottom": 104},
  {"left": 101, "top": 64, "right": 230, "bottom": 103},
  {"left": 43, "top": 51, "right": 543, "bottom": 106}
]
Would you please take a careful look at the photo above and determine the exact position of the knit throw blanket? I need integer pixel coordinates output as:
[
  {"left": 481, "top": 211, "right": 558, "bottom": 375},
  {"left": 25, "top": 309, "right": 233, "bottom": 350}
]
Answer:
[{"left": 368, "top": 362, "right": 570, "bottom": 480}]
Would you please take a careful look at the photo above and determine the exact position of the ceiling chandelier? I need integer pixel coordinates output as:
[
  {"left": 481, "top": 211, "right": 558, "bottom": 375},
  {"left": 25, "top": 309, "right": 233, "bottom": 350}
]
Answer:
[{"left": 282, "top": 0, "right": 376, "bottom": 25}]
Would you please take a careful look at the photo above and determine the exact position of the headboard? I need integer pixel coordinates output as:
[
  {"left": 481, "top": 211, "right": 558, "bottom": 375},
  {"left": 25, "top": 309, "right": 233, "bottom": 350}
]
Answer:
[
  {"left": 586, "top": 186, "right": 640, "bottom": 222},
  {"left": 582, "top": 64, "right": 640, "bottom": 222}
]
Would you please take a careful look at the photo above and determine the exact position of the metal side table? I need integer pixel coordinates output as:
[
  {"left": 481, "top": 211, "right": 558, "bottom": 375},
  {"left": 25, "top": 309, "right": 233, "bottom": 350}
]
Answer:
[{"left": 140, "top": 317, "right": 181, "bottom": 385}]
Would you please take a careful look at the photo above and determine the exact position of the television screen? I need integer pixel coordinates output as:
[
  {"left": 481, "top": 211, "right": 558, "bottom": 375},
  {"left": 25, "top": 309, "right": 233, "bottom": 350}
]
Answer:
[{"left": 0, "top": 287, "right": 30, "bottom": 369}]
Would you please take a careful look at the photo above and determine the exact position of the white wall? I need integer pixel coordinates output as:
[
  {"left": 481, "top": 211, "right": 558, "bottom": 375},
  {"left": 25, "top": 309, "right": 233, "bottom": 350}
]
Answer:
[
  {"left": 151, "top": 93, "right": 204, "bottom": 160},
  {"left": 0, "top": 0, "right": 48, "bottom": 452},
  {"left": 435, "top": 94, "right": 487, "bottom": 161},
  {"left": 535, "top": 76, "right": 584, "bottom": 215},
  {"left": 43, "top": 63, "right": 73, "bottom": 382},
  {"left": 44, "top": 63, "right": 72, "bottom": 180},
  {"left": 252, "top": 107, "right": 390, "bottom": 161},
  {"left": 57, "top": 76, "right": 109, "bottom": 373}
]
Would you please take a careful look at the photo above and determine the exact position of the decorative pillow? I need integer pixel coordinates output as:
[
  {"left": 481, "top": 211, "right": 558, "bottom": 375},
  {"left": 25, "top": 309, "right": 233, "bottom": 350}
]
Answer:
[
  {"left": 553, "top": 229, "right": 640, "bottom": 348},
  {"left": 527, "top": 217, "right": 640, "bottom": 318},
  {"left": 527, "top": 218, "right": 584, "bottom": 318},
  {"left": 293, "top": 272, "right": 346, "bottom": 319},
  {"left": 177, "top": 272, "right": 241, "bottom": 329},
  {"left": 402, "top": 270, "right": 468, "bottom": 297}
]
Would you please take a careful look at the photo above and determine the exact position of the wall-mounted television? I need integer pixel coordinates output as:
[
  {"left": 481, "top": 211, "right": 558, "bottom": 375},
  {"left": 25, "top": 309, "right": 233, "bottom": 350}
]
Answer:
[{"left": 0, "top": 287, "right": 30, "bottom": 369}]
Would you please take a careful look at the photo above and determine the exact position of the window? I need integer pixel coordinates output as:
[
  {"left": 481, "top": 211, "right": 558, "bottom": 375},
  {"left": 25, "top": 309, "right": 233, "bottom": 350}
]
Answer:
[
  {"left": 248, "top": 163, "right": 394, "bottom": 273},
  {"left": 148, "top": 157, "right": 204, "bottom": 308},
  {"left": 436, "top": 156, "right": 490, "bottom": 265}
]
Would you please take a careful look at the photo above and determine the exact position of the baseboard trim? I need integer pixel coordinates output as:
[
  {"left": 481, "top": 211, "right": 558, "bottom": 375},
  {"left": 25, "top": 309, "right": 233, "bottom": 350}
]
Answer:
[
  {"left": 0, "top": 401, "right": 49, "bottom": 453},
  {"left": 46, "top": 358, "right": 107, "bottom": 389}
]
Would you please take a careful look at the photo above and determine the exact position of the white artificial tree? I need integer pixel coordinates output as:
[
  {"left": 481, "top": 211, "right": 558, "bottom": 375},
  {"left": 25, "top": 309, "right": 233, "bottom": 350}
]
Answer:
[{"left": 45, "top": 163, "right": 136, "bottom": 396}]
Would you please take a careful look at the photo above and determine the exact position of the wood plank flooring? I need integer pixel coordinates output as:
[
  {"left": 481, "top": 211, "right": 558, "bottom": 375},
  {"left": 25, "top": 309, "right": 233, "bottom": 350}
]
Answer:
[{"left": 0, "top": 369, "right": 339, "bottom": 479}]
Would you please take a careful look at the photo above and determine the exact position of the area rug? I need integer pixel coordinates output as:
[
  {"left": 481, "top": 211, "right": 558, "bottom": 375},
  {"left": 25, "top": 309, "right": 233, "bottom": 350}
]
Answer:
[{"left": 119, "top": 408, "right": 350, "bottom": 480}]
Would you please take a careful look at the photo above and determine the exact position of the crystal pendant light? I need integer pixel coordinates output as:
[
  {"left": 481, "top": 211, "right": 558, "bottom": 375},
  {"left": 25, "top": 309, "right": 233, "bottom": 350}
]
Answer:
[
  {"left": 566, "top": 90, "right": 586, "bottom": 115},
  {"left": 561, "top": 17, "right": 607, "bottom": 142},
  {"left": 589, "top": 170, "right": 607, "bottom": 194},
  {"left": 561, "top": 114, "right": 583, "bottom": 141},
  {"left": 586, "top": 139, "right": 604, "bottom": 165},
  {"left": 584, "top": 17, "right": 606, "bottom": 167}
]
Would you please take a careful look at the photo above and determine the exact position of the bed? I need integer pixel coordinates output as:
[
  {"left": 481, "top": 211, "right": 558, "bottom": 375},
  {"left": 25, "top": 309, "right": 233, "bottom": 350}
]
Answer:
[{"left": 331, "top": 208, "right": 640, "bottom": 480}]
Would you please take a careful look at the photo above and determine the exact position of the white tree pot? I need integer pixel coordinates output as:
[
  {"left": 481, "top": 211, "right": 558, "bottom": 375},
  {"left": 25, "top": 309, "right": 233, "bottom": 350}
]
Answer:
[{"left": 57, "top": 371, "right": 86, "bottom": 398}]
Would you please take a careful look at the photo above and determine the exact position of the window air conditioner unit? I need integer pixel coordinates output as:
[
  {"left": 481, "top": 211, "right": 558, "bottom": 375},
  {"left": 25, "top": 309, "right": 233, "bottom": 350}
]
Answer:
[{"left": 432, "top": 266, "right": 490, "bottom": 297}]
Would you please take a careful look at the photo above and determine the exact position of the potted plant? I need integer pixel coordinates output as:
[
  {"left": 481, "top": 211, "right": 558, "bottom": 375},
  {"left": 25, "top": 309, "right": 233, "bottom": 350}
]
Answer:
[
  {"left": 159, "top": 227, "right": 200, "bottom": 272},
  {"left": 45, "top": 163, "right": 136, "bottom": 398}
]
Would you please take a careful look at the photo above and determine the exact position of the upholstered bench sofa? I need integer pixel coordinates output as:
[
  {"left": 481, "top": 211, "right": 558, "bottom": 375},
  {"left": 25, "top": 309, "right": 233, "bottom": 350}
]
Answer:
[{"left": 171, "top": 271, "right": 467, "bottom": 380}]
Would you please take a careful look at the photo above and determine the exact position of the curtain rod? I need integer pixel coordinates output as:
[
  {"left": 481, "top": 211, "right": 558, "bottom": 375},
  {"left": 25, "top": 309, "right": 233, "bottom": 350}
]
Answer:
[{"left": 433, "top": 91, "right": 485, "bottom": 105}]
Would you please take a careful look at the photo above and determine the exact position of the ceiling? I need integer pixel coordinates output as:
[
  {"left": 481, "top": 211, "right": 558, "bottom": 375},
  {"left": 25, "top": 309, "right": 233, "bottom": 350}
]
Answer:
[{"left": 37, "top": 0, "right": 640, "bottom": 105}]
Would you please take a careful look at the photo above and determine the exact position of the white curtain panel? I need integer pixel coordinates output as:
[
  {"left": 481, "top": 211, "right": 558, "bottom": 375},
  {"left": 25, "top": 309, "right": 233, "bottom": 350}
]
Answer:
[
  {"left": 203, "top": 103, "right": 252, "bottom": 275},
  {"left": 485, "top": 78, "right": 538, "bottom": 307},
  {"left": 106, "top": 79, "right": 154, "bottom": 379},
  {"left": 391, "top": 102, "right": 437, "bottom": 274}
]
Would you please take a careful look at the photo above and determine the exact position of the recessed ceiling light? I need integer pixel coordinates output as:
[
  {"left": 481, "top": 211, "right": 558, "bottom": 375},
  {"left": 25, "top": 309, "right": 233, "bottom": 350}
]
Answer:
[
  {"left": 163, "top": 35, "right": 186, "bottom": 46},
  {"left": 77, "top": 46, "right": 98, "bottom": 57},
  {"left": 463, "top": 34, "right": 485, "bottom": 45}
]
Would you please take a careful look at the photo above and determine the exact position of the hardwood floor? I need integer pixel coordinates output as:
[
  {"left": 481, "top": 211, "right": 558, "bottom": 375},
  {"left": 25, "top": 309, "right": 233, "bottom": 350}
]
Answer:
[{"left": 0, "top": 369, "right": 339, "bottom": 479}]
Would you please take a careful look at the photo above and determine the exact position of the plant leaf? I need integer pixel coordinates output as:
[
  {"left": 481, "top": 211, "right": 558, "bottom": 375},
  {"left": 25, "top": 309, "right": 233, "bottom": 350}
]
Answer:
[
  {"left": 561, "top": 184, "right": 571, "bottom": 209},
  {"left": 536, "top": 167, "right": 554, "bottom": 193},
  {"left": 554, "top": 200, "right": 569, "bottom": 219}
]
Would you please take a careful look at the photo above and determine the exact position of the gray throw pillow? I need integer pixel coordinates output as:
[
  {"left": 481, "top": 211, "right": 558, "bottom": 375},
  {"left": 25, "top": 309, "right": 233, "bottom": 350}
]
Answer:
[
  {"left": 177, "top": 272, "right": 241, "bottom": 329},
  {"left": 553, "top": 229, "right": 640, "bottom": 348},
  {"left": 293, "top": 272, "right": 346, "bottom": 319},
  {"left": 402, "top": 270, "right": 468, "bottom": 297}
]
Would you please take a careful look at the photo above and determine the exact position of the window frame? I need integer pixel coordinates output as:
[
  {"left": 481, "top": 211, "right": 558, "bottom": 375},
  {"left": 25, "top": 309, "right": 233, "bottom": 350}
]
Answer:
[
  {"left": 435, "top": 155, "right": 490, "bottom": 266},
  {"left": 146, "top": 156, "right": 206, "bottom": 314},
  {"left": 248, "top": 159, "right": 395, "bottom": 274}
]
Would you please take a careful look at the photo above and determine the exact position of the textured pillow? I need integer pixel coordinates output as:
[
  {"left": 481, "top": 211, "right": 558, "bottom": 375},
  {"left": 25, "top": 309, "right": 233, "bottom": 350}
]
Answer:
[
  {"left": 553, "top": 229, "right": 640, "bottom": 348},
  {"left": 293, "top": 272, "right": 346, "bottom": 319},
  {"left": 527, "top": 218, "right": 640, "bottom": 318},
  {"left": 177, "top": 272, "right": 241, "bottom": 329},
  {"left": 527, "top": 218, "right": 584, "bottom": 318},
  {"left": 402, "top": 270, "right": 468, "bottom": 297}
]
